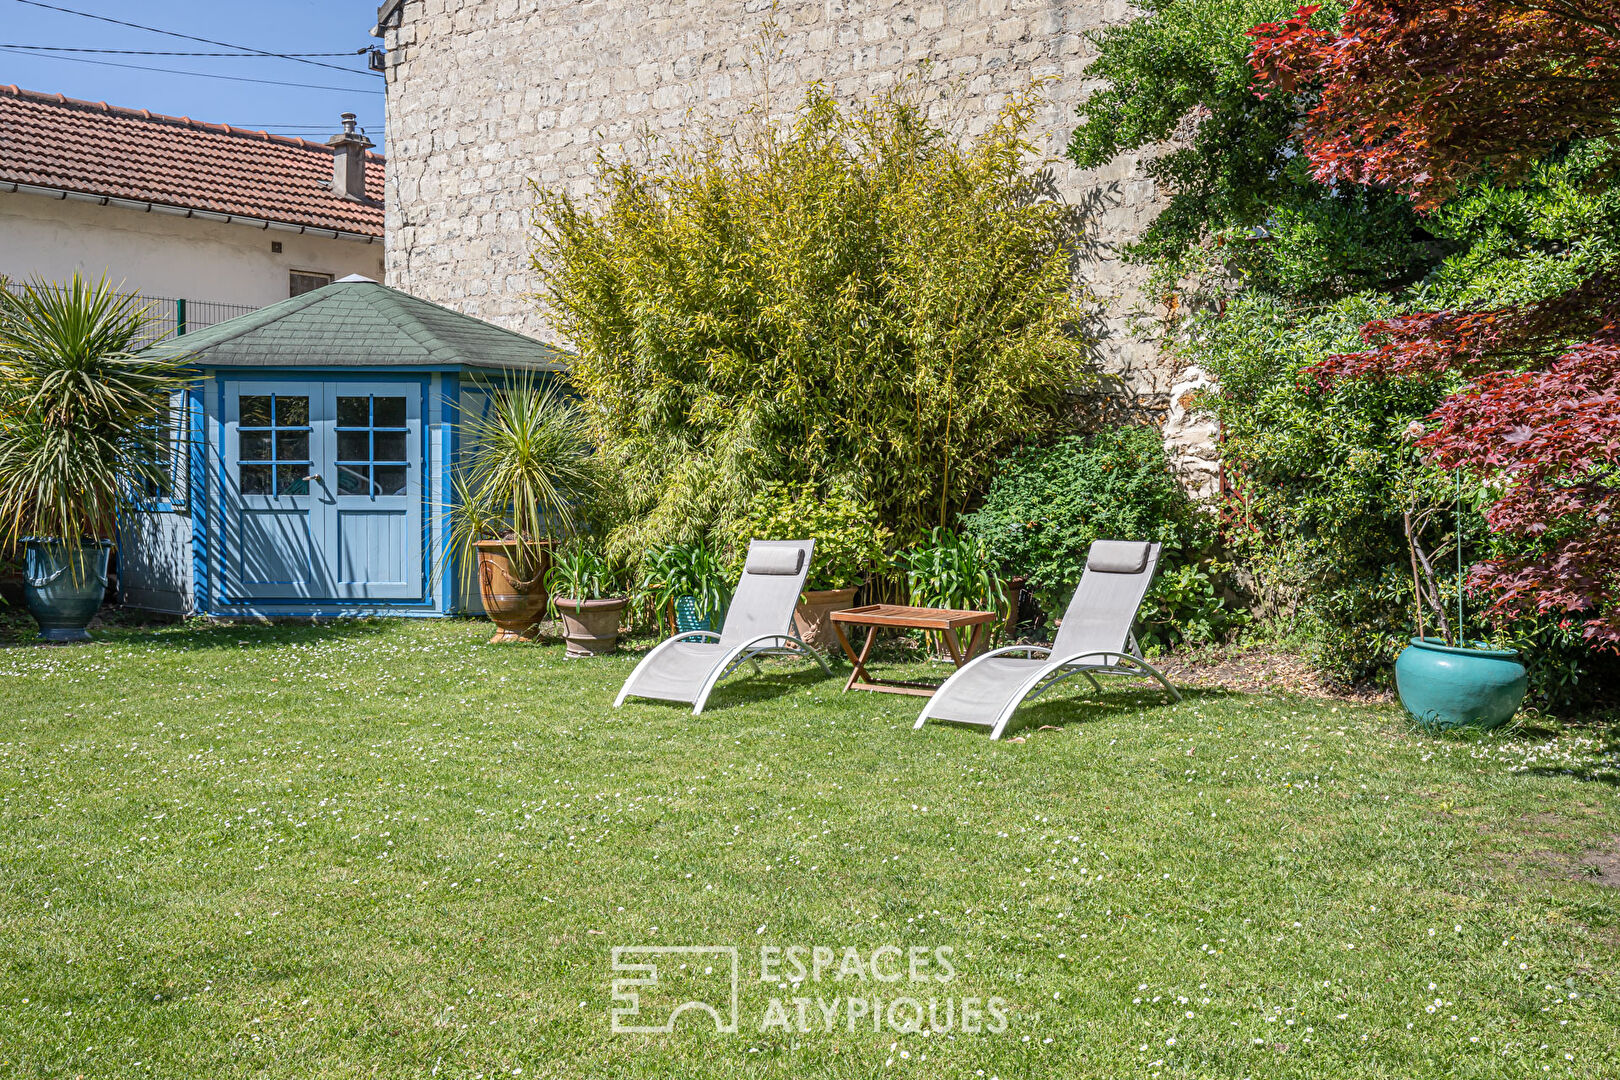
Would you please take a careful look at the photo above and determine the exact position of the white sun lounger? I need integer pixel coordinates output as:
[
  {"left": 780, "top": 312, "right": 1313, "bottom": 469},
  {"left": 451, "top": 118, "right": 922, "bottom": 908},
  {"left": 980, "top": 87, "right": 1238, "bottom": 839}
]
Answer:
[
  {"left": 614, "top": 539, "right": 832, "bottom": 714},
  {"left": 915, "top": 540, "right": 1181, "bottom": 739}
]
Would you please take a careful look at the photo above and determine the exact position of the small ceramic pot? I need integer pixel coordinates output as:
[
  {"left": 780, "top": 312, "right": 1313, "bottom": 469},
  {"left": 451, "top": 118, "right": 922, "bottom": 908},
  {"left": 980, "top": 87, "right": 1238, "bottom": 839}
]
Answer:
[{"left": 555, "top": 596, "right": 627, "bottom": 658}]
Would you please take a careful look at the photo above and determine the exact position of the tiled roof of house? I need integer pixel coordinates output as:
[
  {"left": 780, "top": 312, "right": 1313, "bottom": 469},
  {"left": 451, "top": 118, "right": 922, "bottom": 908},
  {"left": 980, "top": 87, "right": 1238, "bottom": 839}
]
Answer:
[
  {"left": 0, "top": 85, "right": 383, "bottom": 237},
  {"left": 144, "top": 278, "right": 568, "bottom": 372}
]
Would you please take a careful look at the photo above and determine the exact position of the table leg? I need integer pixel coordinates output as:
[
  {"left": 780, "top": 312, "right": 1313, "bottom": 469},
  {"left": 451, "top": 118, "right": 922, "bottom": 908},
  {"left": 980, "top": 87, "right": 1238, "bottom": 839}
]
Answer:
[
  {"left": 962, "top": 623, "right": 986, "bottom": 663},
  {"left": 844, "top": 625, "right": 880, "bottom": 691},
  {"left": 942, "top": 627, "right": 964, "bottom": 666}
]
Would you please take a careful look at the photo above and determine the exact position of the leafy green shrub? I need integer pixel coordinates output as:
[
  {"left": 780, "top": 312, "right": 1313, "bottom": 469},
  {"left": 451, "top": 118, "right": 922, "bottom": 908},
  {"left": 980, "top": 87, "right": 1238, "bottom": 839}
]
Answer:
[
  {"left": 900, "top": 527, "right": 1008, "bottom": 615},
  {"left": 900, "top": 527, "right": 1013, "bottom": 651},
  {"left": 1191, "top": 293, "right": 1445, "bottom": 681},
  {"left": 447, "top": 376, "right": 600, "bottom": 586},
  {"left": 535, "top": 79, "right": 1098, "bottom": 556},
  {"left": 639, "top": 541, "right": 731, "bottom": 629},
  {"left": 0, "top": 275, "right": 190, "bottom": 546},
  {"left": 1137, "top": 560, "right": 1250, "bottom": 653},
  {"left": 733, "top": 483, "right": 891, "bottom": 592},
  {"left": 962, "top": 425, "right": 1208, "bottom": 604}
]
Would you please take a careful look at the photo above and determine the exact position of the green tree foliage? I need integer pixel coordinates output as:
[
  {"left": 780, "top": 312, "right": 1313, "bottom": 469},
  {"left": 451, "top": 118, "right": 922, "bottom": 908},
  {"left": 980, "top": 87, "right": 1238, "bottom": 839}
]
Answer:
[
  {"left": 1072, "top": 0, "right": 1620, "bottom": 703},
  {"left": 1067, "top": 0, "right": 1434, "bottom": 299},
  {"left": 1196, "top": 295, "right": 1446, "bottom": 679},
  {"left": 535, "top": 81, "right": 1098, "bottom": 557}
]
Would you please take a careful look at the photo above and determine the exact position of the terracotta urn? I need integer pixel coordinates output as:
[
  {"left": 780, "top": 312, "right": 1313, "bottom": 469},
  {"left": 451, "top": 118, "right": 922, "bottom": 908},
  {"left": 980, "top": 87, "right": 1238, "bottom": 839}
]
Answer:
[
  {"left": 554, "top": 597, "right": 628, "bottom": 658},
  {"left": 475, "top": 538, "right": 551, "bottom": 644},
  {"left": 794, "top": 586, "right": 859, "bottom": 648}
]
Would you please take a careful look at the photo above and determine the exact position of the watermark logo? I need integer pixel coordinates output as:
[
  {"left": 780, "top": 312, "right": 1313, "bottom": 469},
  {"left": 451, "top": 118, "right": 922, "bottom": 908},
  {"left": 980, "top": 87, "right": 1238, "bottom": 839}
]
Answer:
[
  {"left": 611, "top": 946, "right": 740, "bottom": 1034},
  {"left": 609, "top": 944, "right": 1008, "bottom": 1037}
]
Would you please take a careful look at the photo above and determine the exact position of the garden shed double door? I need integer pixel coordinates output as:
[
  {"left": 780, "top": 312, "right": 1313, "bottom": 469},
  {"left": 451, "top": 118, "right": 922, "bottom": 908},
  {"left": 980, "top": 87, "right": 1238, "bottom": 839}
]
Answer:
[{"left": 222, "top": 379, "right": 424, "bottom": 604}]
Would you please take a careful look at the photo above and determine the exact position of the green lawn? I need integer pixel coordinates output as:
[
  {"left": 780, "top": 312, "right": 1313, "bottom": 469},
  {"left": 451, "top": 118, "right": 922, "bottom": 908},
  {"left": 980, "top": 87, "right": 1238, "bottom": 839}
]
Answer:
[{"left": 0, "top": 618, "right": 1615, "bottom": 1078}]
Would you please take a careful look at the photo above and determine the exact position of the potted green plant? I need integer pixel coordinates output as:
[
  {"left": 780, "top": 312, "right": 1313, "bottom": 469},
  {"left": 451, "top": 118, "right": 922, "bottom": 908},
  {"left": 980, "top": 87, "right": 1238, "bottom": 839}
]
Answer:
[
  {"left": 640, "top": 540, "right": 730, "bottom": 635},
  {"left": 737, "top": 483, "right": 891, "bottom": 647},
  {"left": 0, "top": 275, "right": 189, "bottom": 642},
  {"left": 448, "top": 376, "right": 598, "bottom": 643},
  {"left": 1392, "top": 471, "right": 1527, "bottom": 731},
  {"left": 901, "top": 526, "right": 1012, "bottom": 654},
  {"left": 547, "top": 543, "right": 627, "bottom": 657}
]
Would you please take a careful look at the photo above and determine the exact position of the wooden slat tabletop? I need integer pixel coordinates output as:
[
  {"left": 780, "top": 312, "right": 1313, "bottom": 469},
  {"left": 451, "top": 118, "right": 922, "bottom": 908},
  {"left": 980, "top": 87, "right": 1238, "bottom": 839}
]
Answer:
[{"left": 830, "top": 604, "right": 999, "bottom": 631}]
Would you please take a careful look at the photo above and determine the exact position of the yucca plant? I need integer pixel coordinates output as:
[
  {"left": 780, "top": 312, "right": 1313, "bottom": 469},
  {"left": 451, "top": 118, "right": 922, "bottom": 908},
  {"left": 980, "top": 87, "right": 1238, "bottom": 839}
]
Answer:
[
  {"left": 447, "top": 375, "right": 599, "bottom": 588},
  {"left": 0, "top": 274, "right": 189, "bottom": 549}
]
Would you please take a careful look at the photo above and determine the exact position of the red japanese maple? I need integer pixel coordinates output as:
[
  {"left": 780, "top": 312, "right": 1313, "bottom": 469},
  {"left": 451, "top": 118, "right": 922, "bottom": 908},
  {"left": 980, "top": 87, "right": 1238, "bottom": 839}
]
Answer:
[
  {"left": 1248, "top": 1, "right": 1620, "bottom": 210},
  {"left": 1247, "top": 1, "right": 1620, "bottom": 646}
]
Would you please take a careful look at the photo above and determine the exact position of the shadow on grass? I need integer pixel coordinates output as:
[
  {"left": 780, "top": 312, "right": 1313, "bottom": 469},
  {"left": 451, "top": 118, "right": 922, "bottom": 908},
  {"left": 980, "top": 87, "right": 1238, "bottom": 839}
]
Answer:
[
  {"left": 919, "top": 683, "right": 1237, "bottom": 739},
  {"left": 91, "top": 616, "right": 399, "bottom": 653},
  {"left": 625, "top": 658, "right": 841, "bottom": 715}
]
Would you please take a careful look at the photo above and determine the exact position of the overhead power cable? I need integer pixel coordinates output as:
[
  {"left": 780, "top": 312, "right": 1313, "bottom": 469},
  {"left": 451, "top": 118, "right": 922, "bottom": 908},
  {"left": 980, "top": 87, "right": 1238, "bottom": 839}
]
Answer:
[
  {"left": 0, "top": 45, "right": 385, "bottom": 94},
  {"left": 1, "top": 43, "right": 368, "bottom": 58},
  {"left": 8, "top": 0, "right": 382, "bottom": 78}
]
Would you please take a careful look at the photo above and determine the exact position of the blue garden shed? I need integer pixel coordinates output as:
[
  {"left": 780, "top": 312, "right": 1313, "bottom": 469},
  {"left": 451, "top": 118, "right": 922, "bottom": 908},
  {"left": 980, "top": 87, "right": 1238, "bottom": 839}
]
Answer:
[{"left": 120, "top": 276, "right": 567, "bottom": 617}]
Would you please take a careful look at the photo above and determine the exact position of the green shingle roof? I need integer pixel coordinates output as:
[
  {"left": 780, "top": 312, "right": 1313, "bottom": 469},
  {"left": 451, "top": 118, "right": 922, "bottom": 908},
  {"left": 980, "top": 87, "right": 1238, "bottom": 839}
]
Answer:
[{"left": 144, "top": 278, "right": 568, "bottom": 372}]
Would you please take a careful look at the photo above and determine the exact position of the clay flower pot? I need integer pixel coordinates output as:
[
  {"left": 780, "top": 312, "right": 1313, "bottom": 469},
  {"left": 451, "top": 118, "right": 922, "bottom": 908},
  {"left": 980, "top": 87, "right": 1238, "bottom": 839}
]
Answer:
[
  {"left": 475, "top": 538, "right": 551, "bottom": 643},
  {"left": 794, "top": 587, "right": 859, "bottom": 648},
  {"left": 554, "top": 597, "right": 627, "bottom": 658}
]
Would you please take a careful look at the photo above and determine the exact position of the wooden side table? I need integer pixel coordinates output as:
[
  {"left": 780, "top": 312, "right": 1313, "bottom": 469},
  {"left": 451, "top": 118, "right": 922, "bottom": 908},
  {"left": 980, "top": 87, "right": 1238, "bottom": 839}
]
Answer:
[{"left": 829, "top": 604, "right": 999, "bottom": 696}]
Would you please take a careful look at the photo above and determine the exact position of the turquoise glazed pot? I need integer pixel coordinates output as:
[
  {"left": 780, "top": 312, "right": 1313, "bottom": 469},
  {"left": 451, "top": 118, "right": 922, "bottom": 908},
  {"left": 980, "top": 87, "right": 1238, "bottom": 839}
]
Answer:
[
  {"left": 21, "top": 538, "right": 111, "bottom": 643},
  {"left": 673, "top": 594, "right": 716, "bottom": 634},
  {"left": 1394, "top": 637, "right": 1527, "bottom": 732}
]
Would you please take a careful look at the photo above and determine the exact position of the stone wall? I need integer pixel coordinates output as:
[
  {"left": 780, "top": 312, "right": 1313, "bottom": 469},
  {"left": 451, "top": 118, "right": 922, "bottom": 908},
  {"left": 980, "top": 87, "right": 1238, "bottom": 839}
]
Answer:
[{"left": 379, "top": 0, "right": 1176, "bottom": 404}]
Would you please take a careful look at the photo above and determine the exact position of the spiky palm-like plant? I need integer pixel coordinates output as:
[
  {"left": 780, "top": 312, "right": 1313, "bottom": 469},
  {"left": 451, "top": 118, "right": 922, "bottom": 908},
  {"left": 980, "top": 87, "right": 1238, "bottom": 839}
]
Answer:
[
  {"left": 447, "top": 375, "right": 600, "bottom": 587},
  {"left": 0, "top": 275, "right": 190, "bottom": 547}
]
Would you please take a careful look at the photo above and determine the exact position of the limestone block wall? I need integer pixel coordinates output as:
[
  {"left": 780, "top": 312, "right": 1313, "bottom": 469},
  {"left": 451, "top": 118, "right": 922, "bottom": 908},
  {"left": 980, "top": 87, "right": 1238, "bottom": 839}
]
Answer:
[{"left": 379, "top": 0, "right": 1175, "bottom": 403}]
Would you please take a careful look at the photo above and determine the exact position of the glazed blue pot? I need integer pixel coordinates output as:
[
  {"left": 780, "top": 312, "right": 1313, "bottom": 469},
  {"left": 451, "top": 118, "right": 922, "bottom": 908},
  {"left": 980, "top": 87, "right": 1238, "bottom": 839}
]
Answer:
[
  {"left": 21, "top": 538, "right": 111, "bottom": 643},
  {"left": 1394, "top": 636, "right": 1527, "bottom": 732},
  {"left": 673, "top": 594, "right": 716, "bottom": 634}
]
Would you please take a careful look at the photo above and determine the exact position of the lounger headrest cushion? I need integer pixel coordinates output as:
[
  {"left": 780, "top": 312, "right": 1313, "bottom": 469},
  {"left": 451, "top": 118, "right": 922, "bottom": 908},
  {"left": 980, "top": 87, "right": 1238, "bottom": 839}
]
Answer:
[
  {"left": 744, "top": 544, "right": 805, "bottom": 576},
  {"left": 1086, "top": 540, "right": 1152, "bottom": 575}
]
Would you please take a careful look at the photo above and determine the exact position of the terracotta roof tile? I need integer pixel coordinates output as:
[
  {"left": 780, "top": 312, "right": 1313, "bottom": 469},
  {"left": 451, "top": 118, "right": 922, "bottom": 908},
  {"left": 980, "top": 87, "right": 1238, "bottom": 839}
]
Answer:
[{"left": 0, "top": 85, "right": 383, "bottom": 237}]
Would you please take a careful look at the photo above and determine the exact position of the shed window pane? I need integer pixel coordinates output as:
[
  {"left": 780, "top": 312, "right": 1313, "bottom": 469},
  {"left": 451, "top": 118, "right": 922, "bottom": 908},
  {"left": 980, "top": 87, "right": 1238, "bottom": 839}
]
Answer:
[
  {"left": 337, "top": 397, "right": 369, "bottom": 427},
  {"left": 373, "top": 431, "right": 406, "bottom": 462},
  {"left": 240, "top": 395, "right": 272, "bottom": 426},
  {"left": 275, "top": 430, "right": 309, "bottom": 460},
  {"left": 239, "top": 464, "right": 272, "bottom": 495},
  {"left": 337, "top": 431, "right": 369, "bottom": 461},
  {"left": 276, "top": 465, "right": 309, "bottom": 496},
  {"left": 372, "top": 397, "right": 406, "bottom": 427},
  {"left": 338, "top": 465, "right": 370, "bottom": 495},
  {"left": 374, "top": 466, "right": 407, "bottom": 496},
  {"left": 238, "top": 430, "right": 272, "bottom": 461},
  {"left": 274, "top": 396, "right": 309, "bottom": 427}
]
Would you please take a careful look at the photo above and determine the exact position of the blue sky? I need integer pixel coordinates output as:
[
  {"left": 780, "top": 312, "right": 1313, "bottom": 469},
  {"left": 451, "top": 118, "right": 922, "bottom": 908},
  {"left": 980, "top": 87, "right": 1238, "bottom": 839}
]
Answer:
[{"left": 2, "top": 0, "right": 385, "bottom": 143}]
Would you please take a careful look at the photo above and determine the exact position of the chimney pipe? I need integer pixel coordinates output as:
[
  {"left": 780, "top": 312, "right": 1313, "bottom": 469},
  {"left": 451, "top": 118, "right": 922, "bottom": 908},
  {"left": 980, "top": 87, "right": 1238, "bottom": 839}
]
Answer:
[{"left": 327, "top": 113, "right": 375, "bottom": 202}]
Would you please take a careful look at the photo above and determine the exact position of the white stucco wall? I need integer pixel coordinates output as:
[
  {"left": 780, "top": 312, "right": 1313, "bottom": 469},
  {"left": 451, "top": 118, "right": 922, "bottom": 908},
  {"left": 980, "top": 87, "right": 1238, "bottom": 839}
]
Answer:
[{"left": 0, "top": 190, "right": 385, "bottom": 308}]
